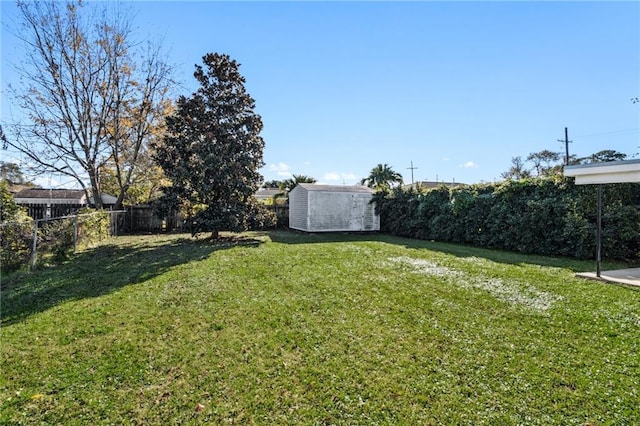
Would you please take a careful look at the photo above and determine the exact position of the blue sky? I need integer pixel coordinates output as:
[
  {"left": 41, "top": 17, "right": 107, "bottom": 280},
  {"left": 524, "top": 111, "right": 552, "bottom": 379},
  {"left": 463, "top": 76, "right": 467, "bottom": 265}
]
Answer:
[{"left": 2, "top": 1, "right": 639, "bottom": 187}]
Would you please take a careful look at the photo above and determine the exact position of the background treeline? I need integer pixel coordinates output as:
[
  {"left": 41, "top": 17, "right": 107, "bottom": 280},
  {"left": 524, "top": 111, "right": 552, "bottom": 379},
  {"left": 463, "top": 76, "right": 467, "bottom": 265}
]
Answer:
[{"left": 373, "top": 177, "right": 640, "bottom": 261}]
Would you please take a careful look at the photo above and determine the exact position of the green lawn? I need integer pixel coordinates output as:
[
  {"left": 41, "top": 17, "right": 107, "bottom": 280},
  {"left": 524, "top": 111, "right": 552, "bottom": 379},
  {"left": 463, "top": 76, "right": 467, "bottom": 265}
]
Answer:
[{"left": 1, "top": 231, "right": 638, "bottom": 425}]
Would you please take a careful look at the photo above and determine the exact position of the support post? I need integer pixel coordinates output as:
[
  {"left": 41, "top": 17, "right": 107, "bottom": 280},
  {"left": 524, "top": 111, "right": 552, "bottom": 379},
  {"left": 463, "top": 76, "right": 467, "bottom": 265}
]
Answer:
[
  {"left": 73, "top": 214, "right": 79, "bottom": 252},
  {"left": 407, "top": 161, "right": 418, "bottom": 186},
  {"left": 558, "top": 127, "right": 572, "bottom": 166},
  {"left": 596, "top": 184, "right": 602, "bottom": 277},
  {"left": 564, "top": 127, "right": 570, "bottom": 165},
  {"left": 31, "top": 220, "right": 39, "bottom": 269}
]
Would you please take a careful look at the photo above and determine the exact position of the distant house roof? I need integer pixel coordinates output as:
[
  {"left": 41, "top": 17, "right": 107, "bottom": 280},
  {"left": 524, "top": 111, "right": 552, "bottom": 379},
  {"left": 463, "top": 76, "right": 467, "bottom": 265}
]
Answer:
[
  {"left": 296, "top": 184, "right": 375, "bottom": 194},
  {"left": 15, "top": 188, "right": 84, "bottom": 199},
  {"left": 94, "top": 192, "right": 117, "bottom": 205},
  {"left": 404, "top": 181, "right": 464, "bottom": 190},
  {"left": 255, "top": 188, "right": 283, "bottom": 200},
  {"left": 14, "top": 188, "right": 117, "bottom": 206},
  {"left": 6, "top": 184, "right": 33, "bottom": 196},
  {"left": 14, "top": 188, "right": 87, "bottom": 205}
]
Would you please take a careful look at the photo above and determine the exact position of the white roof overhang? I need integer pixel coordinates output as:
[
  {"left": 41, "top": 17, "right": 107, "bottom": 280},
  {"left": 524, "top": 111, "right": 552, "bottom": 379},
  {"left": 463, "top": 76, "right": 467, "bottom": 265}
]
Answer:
[
  {"left": 564, "top": 159, "right": 640, "bottom": 185},
  {"left": 13, "top": 197, "right": 87, "bottom": 205}
]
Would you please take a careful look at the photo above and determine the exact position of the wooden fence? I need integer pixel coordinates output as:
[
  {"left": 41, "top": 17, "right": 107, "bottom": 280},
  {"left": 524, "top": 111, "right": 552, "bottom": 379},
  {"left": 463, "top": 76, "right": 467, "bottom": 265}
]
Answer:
[{"left": 114, "top": 206, "right": 185, "bottom": 234}]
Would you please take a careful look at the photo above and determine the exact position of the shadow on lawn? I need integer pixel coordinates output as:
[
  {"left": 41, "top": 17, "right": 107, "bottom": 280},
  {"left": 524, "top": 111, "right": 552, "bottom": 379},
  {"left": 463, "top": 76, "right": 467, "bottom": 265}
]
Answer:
[
  {"left": 267, "top": 229, "right": 612, "bottom": 273},
  {"left": 0, "top": 235, "right": 264, "bottom": 326}
]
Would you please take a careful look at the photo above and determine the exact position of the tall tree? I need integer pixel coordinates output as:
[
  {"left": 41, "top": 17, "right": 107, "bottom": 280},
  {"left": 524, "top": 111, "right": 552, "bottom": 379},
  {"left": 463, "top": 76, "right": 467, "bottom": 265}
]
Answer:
[
  {"left": 584, "top": 149, "right": 627, "bottom": 163},
  {"left": 262, "top": 180, "right": 283, "bottom": 189},
  {"left": 500, "top": 156, "right": 532, "bottom": 181},
  {"left": 154, "top": 53, "right": 274, "bottom": 239},
  {"left": 526, "top": 150, "right": 561, "bottom": 176},
  {"left": 0, "top": 162, "right": 30, "bottom": 185},
  {"left": 4, "top": 0, "right": 173, "bottom": 209},
  {"left": 360, "top": 163, "right": 403, "bottom": 192}
]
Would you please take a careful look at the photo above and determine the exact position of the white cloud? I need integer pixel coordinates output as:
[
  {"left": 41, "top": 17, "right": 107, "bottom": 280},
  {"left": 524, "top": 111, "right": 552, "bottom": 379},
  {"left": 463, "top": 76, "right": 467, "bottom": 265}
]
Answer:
[
  {"left": 267, "top": 162, "right": 292, "bottom": 177},
  {"left": 322, "top": 172, "right": 358, "bottom": 183},
  {"left": 323, "top": 172, "right": 341, "bottom": 181},
  {"left": 459, "top": 161, "right": 478, "bottom": 169}
]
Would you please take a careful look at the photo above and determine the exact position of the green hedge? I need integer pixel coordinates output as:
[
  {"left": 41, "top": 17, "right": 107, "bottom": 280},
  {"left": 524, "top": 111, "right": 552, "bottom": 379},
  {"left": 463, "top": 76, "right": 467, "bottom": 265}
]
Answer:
[{"left": 373, "top": 177, "right": 640, "bottom": 261}]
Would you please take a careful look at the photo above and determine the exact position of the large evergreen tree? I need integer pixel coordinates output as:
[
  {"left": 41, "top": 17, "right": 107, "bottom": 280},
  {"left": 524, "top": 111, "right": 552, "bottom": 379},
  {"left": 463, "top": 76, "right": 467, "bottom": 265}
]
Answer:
[{"left": 154, "top": 53, "right": 274, "bottom": 238}]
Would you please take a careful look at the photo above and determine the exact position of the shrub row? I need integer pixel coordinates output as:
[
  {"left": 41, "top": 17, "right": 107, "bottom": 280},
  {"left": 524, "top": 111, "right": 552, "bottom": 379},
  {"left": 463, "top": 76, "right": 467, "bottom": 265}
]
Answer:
[{"left": 373, "top": 177, "right": 640, "bottom": 261}]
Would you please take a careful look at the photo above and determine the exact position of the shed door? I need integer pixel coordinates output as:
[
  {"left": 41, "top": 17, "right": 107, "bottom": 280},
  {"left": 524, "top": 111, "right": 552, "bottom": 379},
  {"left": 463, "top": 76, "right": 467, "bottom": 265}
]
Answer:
[{"left": 348, "top": 195, "right": 365, "bottom": 230}]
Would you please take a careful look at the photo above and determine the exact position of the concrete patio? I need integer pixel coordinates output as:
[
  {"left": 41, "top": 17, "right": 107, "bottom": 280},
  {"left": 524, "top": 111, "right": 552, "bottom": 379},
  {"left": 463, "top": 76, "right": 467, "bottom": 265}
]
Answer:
[{"left": 576, "top": 268, "right": 640, "bottom": 288}]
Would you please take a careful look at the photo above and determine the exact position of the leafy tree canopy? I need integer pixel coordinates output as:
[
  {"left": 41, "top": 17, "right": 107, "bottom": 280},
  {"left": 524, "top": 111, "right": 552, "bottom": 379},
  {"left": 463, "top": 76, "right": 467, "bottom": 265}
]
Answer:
[
  {"left": 262, "top": 180, "right": 283, "bottom": 189},
  {"left": 0, "top": 181, "right": 28, "bottom": 223},
  {"left": 501, "top": 156, "right": 533, "bottom": 181},
  {"left": 526, "top": 150, "right": 561, "bottom": 176},
  {"left": 0, "top": 162, "right": 31, "bottom": 186},
  {"left": 580, "top": 150, "right": 627, "bottom": 163},
  {"left": 99, "top": 144, "right": 170, "bottom": 206}
]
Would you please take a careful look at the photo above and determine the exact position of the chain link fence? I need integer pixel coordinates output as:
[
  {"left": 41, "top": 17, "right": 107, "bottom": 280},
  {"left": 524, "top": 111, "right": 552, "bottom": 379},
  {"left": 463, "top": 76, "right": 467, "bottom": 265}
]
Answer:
[{"left": 1, "top": 210, "right": 124, "bottom": 273}]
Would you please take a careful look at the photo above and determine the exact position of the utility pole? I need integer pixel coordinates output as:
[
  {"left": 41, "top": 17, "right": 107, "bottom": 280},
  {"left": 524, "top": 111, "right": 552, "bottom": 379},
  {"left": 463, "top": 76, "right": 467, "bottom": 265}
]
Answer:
[
  {"left": 558, "top": 127, "right": 572, "bottom": 165},
  {"left": 407, "top": 161, "right": 418, "bottom": 185}
]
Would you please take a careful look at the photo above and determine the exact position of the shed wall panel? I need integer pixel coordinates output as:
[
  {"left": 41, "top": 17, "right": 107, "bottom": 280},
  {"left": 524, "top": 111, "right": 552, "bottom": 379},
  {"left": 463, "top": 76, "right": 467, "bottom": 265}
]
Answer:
[
  {"left": 308, "top": 192, "right": 369, "bottom": 231},
  {"left": 288, "top": 186, "right": 309, "bottom": 231}
]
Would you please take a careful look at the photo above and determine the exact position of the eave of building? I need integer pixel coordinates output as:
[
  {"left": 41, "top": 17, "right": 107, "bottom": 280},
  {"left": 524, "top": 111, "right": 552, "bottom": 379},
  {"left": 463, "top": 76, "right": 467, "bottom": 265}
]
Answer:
[
  {"left": 564, "top": 159, "right": 640, "bottom": 185},
  {"left": 13, "top": 196, "right": 88, "bottom": 205}
]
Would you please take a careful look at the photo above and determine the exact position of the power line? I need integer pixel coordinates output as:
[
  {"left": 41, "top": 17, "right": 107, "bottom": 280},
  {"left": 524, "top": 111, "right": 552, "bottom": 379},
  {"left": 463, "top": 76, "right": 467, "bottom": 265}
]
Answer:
[{"left": 573, "top": 128, "right": 639, "bottom": 139}]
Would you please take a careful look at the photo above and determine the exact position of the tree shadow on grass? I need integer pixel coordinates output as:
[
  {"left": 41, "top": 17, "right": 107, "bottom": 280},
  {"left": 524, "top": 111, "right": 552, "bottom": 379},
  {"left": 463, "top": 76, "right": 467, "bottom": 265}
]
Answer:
[
  {"left": 266, "top": 229, "right": 621, "bottom": 273},
  {"left": 0, "top": 235, "right": 264, "bottom": 326}
]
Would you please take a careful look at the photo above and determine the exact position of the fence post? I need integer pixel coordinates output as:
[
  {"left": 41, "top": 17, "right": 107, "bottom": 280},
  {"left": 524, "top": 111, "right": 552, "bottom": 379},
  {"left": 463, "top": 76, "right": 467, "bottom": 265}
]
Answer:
[
  {"left": 30, "top": 220, "right": 39, "bottom": 269},
  {"left": 74, "top": 214, "right": 79, "bottom": 252}
]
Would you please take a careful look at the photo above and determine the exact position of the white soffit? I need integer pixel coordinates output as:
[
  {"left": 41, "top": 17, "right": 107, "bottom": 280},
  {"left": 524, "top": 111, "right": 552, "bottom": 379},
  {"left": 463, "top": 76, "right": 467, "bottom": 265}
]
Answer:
[{"left": 564, "top": 160, "right": 640, "bottom": 185}]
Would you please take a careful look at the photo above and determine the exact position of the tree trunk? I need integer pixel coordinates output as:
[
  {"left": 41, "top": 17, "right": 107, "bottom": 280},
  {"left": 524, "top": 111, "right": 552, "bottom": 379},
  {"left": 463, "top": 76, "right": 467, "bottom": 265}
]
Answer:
[
  {"left": 114, "top": 184, "right": 129, "bottom": 211},
  {"left": 88, "top": 170, "right": 103, "bottom": 209}
]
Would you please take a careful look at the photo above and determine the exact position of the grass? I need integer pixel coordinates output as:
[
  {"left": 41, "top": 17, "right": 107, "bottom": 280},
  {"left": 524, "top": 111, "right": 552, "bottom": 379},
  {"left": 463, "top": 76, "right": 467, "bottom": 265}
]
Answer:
[{"left": 1, "top": 230, "right": 638, "bottom": 425}]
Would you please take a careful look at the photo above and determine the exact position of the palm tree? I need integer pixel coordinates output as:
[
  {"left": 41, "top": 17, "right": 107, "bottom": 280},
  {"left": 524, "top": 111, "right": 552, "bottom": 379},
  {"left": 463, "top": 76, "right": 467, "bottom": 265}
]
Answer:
[
  {"left": 279, "top": 174, "right": 317, "bottom": 192},
  {"left": 360, "top": 164, "right": 403, "bottom": 191}
]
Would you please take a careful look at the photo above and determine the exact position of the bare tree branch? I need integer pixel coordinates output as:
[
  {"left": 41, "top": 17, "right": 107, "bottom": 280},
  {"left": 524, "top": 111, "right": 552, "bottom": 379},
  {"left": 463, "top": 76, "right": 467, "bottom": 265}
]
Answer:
[{"left": 4, "top": 1, "right": 174, "bottom": 209}]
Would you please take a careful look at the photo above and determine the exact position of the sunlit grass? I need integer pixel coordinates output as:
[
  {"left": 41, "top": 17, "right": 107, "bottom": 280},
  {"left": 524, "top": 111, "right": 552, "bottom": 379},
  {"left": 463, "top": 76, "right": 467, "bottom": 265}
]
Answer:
[{"left": 1, "top": 231, "right": 638, "bottom": 424}]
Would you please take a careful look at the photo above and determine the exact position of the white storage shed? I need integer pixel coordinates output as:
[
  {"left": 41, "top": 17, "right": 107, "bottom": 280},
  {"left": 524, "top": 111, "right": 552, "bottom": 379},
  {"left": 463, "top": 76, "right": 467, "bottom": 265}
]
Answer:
[{"left": 289, "top": 184, "right": 380, "bottom": 232}]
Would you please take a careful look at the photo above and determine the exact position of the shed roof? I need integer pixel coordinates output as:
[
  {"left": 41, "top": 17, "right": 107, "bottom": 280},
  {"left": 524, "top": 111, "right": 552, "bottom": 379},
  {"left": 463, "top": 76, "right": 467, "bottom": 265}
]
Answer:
[
  {"left": 564, "top": 159, "right": 640, "bottom": 185},
  {"left": 296, "top": 184, "right": 374, "bottom": 194}
]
